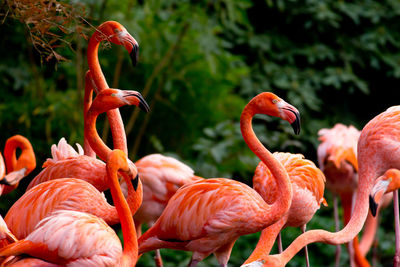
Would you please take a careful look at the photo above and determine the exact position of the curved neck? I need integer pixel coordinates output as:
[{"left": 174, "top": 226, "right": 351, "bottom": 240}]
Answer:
[
  {"left": 87, "top": 34, "right": 128, "bottom": 154},
  {"left": 83, "top": 71, "right": 96, "bottom": 158},
  {"left": 275, "top": 165, "right": 373, "bottom": 265},
  {"left": 4, "top": 137, "right": 32, "bottom": 172},
  {"left": 87, "top": 36, "right": 109, "bottom": 90},
  {"left": 240, "top": 105, "right": 292, "bottom": 222},
  {"left": 245, "top": 216, "right": 287, "bottom": 264},
  {"left": 0, "top": 153, "right": 5, "bottom": 178},
  {"left": 85, "top": 109, "right": 112, "bottom": 162},
  {"left": 107, "top": 164, "right": 140, "bottom": 265}
]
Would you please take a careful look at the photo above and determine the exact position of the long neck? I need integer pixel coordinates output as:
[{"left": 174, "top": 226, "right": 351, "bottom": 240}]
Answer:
[
  {"left": 83, "top": 71, "right": 96, "bottom": 158},
  {"left": 358, "top": 211, "right": 379, "bottom": 256},
  {"left": 87, "top": 34, "right": 128, "bottom": 154},
  {"left": 108, "top": 166, "right": 140, "bottom": 265},
  {"left": 85, "top": 108, "right": 112, "bottom": 162},
  {"left": 4, "top": 140, "right": 18, "bottom": 173},
  {"left": 275, "top": 160, "right": 373, "bottom": 265},
  {"left": 0, "top": 153, "right": 5, "bottom": 178},
  {"left": 244, "top": 216, "right": 287, "bottom": 264},
  {"left": 240, "top": 106, "right": 292, "bottom": 223}
]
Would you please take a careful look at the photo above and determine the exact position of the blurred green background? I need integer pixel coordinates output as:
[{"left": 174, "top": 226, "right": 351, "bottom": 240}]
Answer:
[{"left": 0, "top": 0, "right": 399, "bottom": 266}]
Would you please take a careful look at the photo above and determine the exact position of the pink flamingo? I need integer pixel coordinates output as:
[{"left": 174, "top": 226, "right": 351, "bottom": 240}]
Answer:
[
  {"left": 0, "top": 149, "right": 141, "bottom": 266},
  {"left": 0, "top": 135, "right": 36, "bottom": 194},
  {"left": 26, "top": 88, "right": 149, "bottom": 192},
  {"left": 129, "top": 154, "right": 202, "bottom": 266},
  {"left": 247, "top": 105, "right": 400, "bottom": 266},
  {"left": 244, "top": 152, "right": 326, "bottom": 267},
  {"left": 4, "top": 89, "right": 148, "bottom": 241},
  {"left": 317, "top": 123, "right": 368, "bottom": 266},
  {"left": 85, "top": 20, "right": 139, "bottom": 155},
  {"left": 138, "top": 92, "right": 300, "bottom": 266}
]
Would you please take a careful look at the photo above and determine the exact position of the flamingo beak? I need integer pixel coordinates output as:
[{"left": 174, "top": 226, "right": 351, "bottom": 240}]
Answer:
[
  {"left": 369, "top": 195, "right": 378, "bottom": 217},
  {"left": 122, "top": 91, "right": 150, "bottom": 113},
  {"left": 0, "top": 168, "right": 27, "bottom": 186},
  {"left": 280, "top": 101, "right": 300, "bottom": 135},
  {"left": 136, "top": 93, "right": 150, "bottom": 113},
  {"left": 290, "top": 111, "right": 301, "bottom": 135},
  {"left": 369, "top": 178, "right": 390, "bottom": 217},
  {"left": 129, "top": 43, "right": 139, "bottom": 67}
]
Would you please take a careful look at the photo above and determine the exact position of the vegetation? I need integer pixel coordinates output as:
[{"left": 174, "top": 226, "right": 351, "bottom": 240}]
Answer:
[{"left": 0, "top": 0, "right": 399, "bottom": 266}]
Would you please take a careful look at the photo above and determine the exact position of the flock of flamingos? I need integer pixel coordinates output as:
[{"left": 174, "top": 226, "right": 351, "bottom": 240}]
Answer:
[{"left": 0, "top": 20, "right": 399, "bottom": 267}]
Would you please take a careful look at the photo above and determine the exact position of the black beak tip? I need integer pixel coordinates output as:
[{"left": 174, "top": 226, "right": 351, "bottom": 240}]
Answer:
[
  {"left": 291, "top": 120, "right": 300, "bottom": 135},
  {"left": 0, "top": 179, "right": 11, "bottom": 186},
  {"left": 129, "top": 45, "right": 139, "bottom": 67},
  {"left": 290, "top": 112, "right": 301, "bottom": 135},
  {"left": 139, "top": 99, "right": 150, "bottom": 113},
  {"left": 369, "top": 195, "right": 378, "bottom": 217},
  {"left": 132, "top": 174, "right": 139, "bottom": 191}
]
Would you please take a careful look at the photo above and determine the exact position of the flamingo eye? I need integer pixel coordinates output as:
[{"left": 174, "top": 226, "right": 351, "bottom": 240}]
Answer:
[{"left": 272, "top": 99, "right": 278, "bottom": 104}]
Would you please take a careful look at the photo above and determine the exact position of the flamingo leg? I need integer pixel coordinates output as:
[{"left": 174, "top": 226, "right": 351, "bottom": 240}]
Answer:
[
  {"left": 277, "top": 232, "right": 283, "bottom": 253},
  {"left": 188, "top": 258, "right": 199, "bottom": 267},
  {"left": 394, "top": 190, "right": 400, "bottom": 267},
  {"left": 333, "top": 194, "right": 342, "bottom": 267},
  {"left": 301, "top": 224, "right": 310, "bottom": 267},
  {"left": 154, "top": 249, "right": 163, "bottom": 267}
]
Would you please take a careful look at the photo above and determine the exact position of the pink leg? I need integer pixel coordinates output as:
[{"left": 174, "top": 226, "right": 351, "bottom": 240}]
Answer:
[
  {"left": 154, "top": 249, "right": 163, "bottom": 267},
  {"left": 188, "top": 259, "right": 199, "bottom": 267},
  {"left": 277, "top": 232, "right": 283, "bottom": 253},
  {"left": 301, "top": 224, "right": 310, "bottom": 267},
  {"left": 394, "top": 190, "right": 400, "bottom": 267},
  {"left": 333, "top": 195, "right": 342, "bottom": 267}
]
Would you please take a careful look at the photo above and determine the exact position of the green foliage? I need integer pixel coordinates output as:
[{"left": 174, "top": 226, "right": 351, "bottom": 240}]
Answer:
[{"left": 0, "top": 0, "right": 399, "bottom": 266}]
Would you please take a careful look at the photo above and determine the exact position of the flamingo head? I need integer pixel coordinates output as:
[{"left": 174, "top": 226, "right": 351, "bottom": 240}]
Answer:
[
  {"left": 96, "top": 21, "right": 139, "bottom": 66},
  {"left": 370, "top": 168, "right": 400, "bottom": 216},
  {"left": 0, "top": 135, "right": 36, "bottom": 187},
  {"left": 248, "top": 92, "right": 301, "bottom": 135},
  {"left": 92, "top": 88, "right": 150, "bottom": 114}
]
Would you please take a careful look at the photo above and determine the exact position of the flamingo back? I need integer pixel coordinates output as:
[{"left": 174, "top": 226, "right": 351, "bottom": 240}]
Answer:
[
  {"left": 27, "top": 156, "right": 107, "bottom": 192},
  {"left": 253, "top": 152, "right": 326, "bottom": 227},
  {"left": 148, "top": 178, "right": 269, "bottom": 242},
  {"left": 317, "top": 123, "right": 360, "bottom": 172},
  {"left": 5, "top": 178, "right": 117, "bottom": 239},
  {"left": 42, "top": 138, "right": 84, "bottom": 167},
  {"left": 129, "top": 154, "right": 201, "bottom": 224},
  {"left": 358, "top": 106, "right": 400, "bottom": 177},
  {"left": 25, "top": 210, "right": 122, "bottom": 267}
]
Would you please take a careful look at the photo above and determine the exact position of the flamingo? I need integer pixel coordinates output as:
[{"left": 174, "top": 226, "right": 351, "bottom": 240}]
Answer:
[
  {"left": 26, "top": 88, "right": 149, "bottom": 192},
  {"left": 128, "top": 153, "right": 203, "bottom": 266},
  {"left": 0, "top": 135, "right": 35, "bottom": 251},
  {"left": 0, "top": 149, "right": 142, "bottom": 266},
  {"left": 138, "top": 92, "right": 300, "bottom": 266},
  {"left": 0, "top": 135, "right": 36, "bottom": 195},
  {"left": 248, "top": 105, "right": 400, "bottom": 267},
  {"left": 4, "top": 89, "right": 148, "bottom": 239},
  {"left": 317, "top": 123, "right": 369, "bottom": 266},
  {"left": 243, "top": 152, "right": 326, "bottom": 267},
  {"left": 369, "top": 168, "right": 400, "bottom": 265},
  {"left": 85, "top": 20, "right": 139, "bottom": 155}
]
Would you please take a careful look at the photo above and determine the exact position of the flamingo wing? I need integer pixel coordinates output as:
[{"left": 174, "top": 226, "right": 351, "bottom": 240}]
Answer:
[
  {"left": 0, "top": 210, "right": 122, "bottom": 266},
  {"left": 5, "top": 178, "right": 117, "bottom": 239}
]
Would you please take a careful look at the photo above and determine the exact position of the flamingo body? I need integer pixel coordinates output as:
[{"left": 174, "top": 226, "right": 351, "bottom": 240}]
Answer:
[
  {"left": 139, "top": 178, "right": 274, "bottom": 264},
  {"left": 5, "top": 178, "right": 121, "bottom": 239},
  {"left": 139, "top": 92, "right": 301, "bottom": 266},
  {"left": 131, "top": 153, "right": 202, "bottom": 227},
  {"left": 27, "top": 138, "right": 108, "bottom": 192},
  {"left": 244, "top": 152, "right": 325, "bottom": 264},
  {"left": 254, "top": 152, "right": 325, "bottom": 228},
  {"left": 0, "top": 150, "right": 141, "bottom": 266}
]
